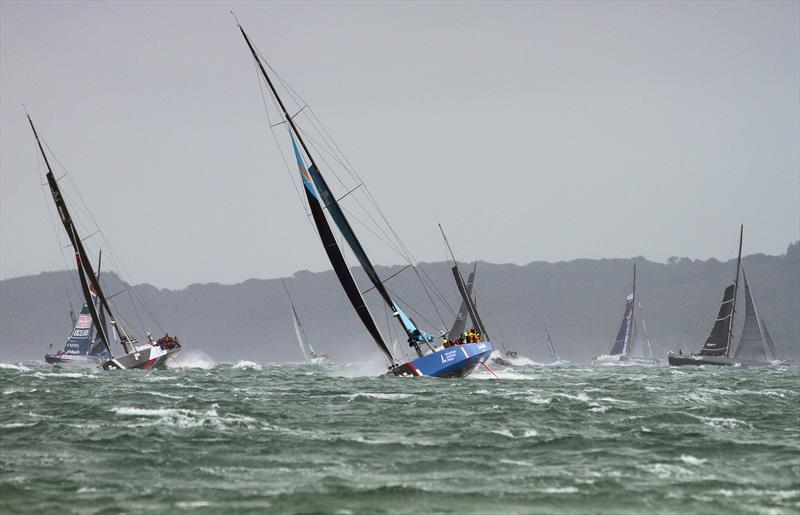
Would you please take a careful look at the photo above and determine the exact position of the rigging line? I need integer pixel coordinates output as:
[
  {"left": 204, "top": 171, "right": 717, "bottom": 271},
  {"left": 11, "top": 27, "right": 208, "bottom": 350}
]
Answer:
[
  {"left": 254, "top": 57, "right": 316, "bottom": 235},
  {"left": 339, "top": 204, "right": 408, "bottom": 261},
  {"left": 382, "top": 285, "right": 438, "bottom": 333},
  {"left": 481, "top": 294, "right": 511, "bottom": 353},
  {"left": 361, "top": 265, "right": 412, "bottom": 295},
  {"left": 248, "top": 37, "right": 438, "bottom": 322},
  {"left": 253, "top": 51, "right": 412, "bottom": 265},
  {"left": 37, "top": 148, "right": 81, "bottom": 301},
  {"left": 41, "top": 135, "right": 161, "bottom": 334},
  {"left": 297, "top": 127, "right": 409, "bottom": 260}
]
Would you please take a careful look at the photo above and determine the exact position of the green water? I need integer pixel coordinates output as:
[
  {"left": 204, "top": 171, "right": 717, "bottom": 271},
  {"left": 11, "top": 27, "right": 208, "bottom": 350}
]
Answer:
[{"left": 1, "top": 361, "right": 798, "bottom": 514}]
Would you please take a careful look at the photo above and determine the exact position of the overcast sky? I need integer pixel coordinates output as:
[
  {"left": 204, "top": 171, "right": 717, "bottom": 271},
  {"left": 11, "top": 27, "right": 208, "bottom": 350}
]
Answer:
[{"left": 1, "top": 0, "right": 798, "bottom": 290}]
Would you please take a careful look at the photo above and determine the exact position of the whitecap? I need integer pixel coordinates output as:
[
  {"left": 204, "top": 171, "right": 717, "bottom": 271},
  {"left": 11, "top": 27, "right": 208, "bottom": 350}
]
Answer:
[
  {"left": 233, "top": 360, "right": 260, "bottom": 369},
  {"left": 345, "top": 392, "right": 412, "bottom": 401},
  {"left": 679, "top": 454, "right": 707, "bottom": 466},
  {"left": 0, "top": 363, "right": 30, "bottom": 371},
  {"left": 540, "top": 486, "right": 579, "bottom": 494}
]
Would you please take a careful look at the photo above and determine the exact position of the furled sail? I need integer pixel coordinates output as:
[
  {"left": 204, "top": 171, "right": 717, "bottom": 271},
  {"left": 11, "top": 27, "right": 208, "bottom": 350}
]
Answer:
[
  {"left": 609, "top": 293, "right": 635, "bottom": 356},
  {"left": 733, "top": 269, "right": 768, "bottom": 361},
  {"left": 699, "top": 284, "right": 735, "bottom": 357},
  {"left": 447, "top": 267, "right": 475, "bottom": 341}
]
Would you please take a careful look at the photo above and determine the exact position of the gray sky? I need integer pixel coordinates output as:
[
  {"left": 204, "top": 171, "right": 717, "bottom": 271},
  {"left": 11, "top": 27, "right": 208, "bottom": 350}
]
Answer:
[{"left": 1, "top": 0, "right": 798, "bottom": 290}]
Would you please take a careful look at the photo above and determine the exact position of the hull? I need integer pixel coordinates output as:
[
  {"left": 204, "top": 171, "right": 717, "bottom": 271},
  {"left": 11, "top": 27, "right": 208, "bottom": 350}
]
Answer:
[
  {"left": 44, "top": 353, "right": 105, "bottom": 368},
  {"left": 667, "top": 353, "right": 778, "bottom": 367},
  {"left": 102, "top": 344, "right": 181, "bottom": 370},
  {"left": 390, "top": 342, "right": 493, "bottom": 378},
  {"left": 593, "top": 354, "right": 659, "bottom": 366}
]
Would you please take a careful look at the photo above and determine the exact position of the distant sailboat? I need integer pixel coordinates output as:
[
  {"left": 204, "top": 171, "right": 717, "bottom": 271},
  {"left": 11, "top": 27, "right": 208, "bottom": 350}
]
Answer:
[
  {"left": 237, "top": 23, "right": 492, "bottom": 377},
  {"left": 668, "top": 225, "right": 784, "bottom": 367},
  {"left": 593, "top": 264, "right": 659, "bottom": 366},
  {"left": 544, "top": 326, "right": 571, "bottom": 366},
  {"left": 29, "top": 115, "right": 183, "bottom": 370},
  {"left": 283, "top": 280, "right": 329, "bottom": 365}
]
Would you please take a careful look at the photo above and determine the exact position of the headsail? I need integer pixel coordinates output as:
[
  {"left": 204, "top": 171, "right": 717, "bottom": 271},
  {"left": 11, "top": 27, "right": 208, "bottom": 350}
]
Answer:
[
  {"left": 545, "top": 326, "right": 560, "bottom": 362},
  {"left": 761, "top": 318, "right": 780, "bottom": 361},
  {"left": 62, "top": 303, "right": 96, "bottom": 356},
  {"left": 447, "top": 265, "right": 475, "bottom": 341},
  {"left": 733, "top": 268, "right": 768, "bottom": 362}
]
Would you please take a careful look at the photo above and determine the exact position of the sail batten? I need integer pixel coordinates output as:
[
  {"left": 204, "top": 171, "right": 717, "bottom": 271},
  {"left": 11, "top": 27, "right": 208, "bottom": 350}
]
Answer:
[{"left": 698, "top": 284, "right": 736, "bottom": 356}]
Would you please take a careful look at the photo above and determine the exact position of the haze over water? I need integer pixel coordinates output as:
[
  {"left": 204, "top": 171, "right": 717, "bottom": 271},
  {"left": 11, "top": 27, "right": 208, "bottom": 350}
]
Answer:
[{"left": 1, "top": 361, "right": 797, "bottom": 514}]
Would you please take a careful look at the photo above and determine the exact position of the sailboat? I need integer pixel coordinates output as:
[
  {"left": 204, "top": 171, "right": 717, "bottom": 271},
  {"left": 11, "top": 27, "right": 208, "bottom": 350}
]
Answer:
[
  {"left": 45, "top": 300, "right": 112, "bottom": 367},
  {"left": 29, "top": 115, "right": 183, "bottom": 370},
  {"left": 668, "top": 226, "right": 784, "bottom": 367},
  {"left": 237, "top": 23, "right": 492, "bottom": 377},
  {"left": 544, "top": 326, "right": 571, "bottom": 366},
  {"left": 283, "top": 280, "right": 329, "bottom": 365},
  {"left": 593, "top": 264, "right": 659, "bottom": 366}
]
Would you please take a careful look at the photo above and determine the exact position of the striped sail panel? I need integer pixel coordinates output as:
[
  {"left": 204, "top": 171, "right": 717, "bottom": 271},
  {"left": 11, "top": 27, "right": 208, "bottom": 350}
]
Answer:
[
  {"left": 609, "top": 294, "right": 634, "bottom": 356},
  {"left": 699, "top": 284, "right": 735, "bottom": 357}
]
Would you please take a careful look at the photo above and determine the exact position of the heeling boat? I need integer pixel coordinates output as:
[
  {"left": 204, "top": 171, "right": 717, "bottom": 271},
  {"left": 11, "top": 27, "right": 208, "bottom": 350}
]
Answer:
[
  {"left": 544, "top": 326, "right": 571, "bottom": 366},
  {"left": 668, "top": 225, "right": 785, "bottom": 367},
  {"left": 28, "top": 115, "right": 183, "bottom": 370},
  {"left": 593, "top": 264, "right": 659, "bottom": 366},
  {"left": 237, "top": 24, "right": 492, "bottom": 377},
  {"left": 283, "top": 280, "right": 329, "bottom": 365}
]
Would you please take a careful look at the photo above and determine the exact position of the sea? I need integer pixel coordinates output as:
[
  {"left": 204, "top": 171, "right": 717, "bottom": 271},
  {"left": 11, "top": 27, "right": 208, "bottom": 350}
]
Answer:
[{"left": 1, "top": 357, "right": 798, "bottom": 514}]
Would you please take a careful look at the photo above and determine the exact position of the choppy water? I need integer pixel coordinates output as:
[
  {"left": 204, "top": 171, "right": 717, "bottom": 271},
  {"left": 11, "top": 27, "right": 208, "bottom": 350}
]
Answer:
[{"left": 1, "top": 359, "right": 798, "bottom": 514}]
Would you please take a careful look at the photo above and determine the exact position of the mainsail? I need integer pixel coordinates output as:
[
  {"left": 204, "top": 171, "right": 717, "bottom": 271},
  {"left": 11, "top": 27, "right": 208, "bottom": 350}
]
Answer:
[
  {"left": 698, "top": 284, "right": 736, "bottom": 357},
  {"left": 699, "top": 225, "right": 743, "bottom": 358},
  {"left": 609, "top": 293, "right": 635, "bottom": 356}
]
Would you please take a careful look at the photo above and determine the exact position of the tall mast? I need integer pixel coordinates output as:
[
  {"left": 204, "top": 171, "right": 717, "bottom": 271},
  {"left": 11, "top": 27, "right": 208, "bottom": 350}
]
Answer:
[
  {"left": 27, "top": 115, "right": 121, "bottom": 353},
  {"left": 727, "top": 224, "right": 743, "bottom": 357},
  {"left": 629, "top": 264, "right": 636, "bottom": 356},
  {"left": 238, "top": 26, "right": 318, "bottom": 189}
]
